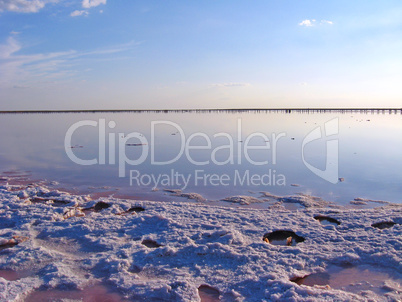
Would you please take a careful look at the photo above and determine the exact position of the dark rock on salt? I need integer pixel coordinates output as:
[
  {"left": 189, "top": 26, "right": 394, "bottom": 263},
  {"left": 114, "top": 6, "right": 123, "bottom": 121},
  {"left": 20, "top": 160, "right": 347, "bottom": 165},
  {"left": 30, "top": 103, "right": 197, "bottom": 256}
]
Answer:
[
  {"left": 141, "top": 239, "right": 162, "bottom": 248},
  {"left": 372, "top": 221, "right": 396, "bottom": 229},
  {"left": 94, "top": 201, "right": 111, "bottom": 212},
  {"left": 314, "top": 215, "right": 341, "bottom": 225},
  {"left": 127, "top": 206, "right": 145, "bottom": 213}
]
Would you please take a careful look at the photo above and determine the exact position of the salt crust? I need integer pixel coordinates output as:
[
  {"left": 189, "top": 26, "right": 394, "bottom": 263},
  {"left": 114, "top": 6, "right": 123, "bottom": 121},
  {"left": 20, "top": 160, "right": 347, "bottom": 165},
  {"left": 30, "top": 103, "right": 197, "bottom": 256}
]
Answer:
[{"left": 0, "top": 184, "right": 401, "bottom": 301}]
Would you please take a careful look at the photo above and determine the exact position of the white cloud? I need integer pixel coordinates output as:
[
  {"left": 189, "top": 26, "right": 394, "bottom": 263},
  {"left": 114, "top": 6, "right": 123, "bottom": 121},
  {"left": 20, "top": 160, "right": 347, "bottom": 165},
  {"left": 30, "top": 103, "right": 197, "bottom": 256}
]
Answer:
[
  {"left": 70, "top": 10, "right": 88, "bottom": 17},
  {"left": 299, "top": 19, "right": 316, "bottom": 27},
  {"left": 211, "top": 82, "right": 251, "bottom": 88},
  {"left": 82, "top": 0, "right": 106, "bottom": 9},
  {"left": 0, "top": 0, "right": 54, "bottom": 13}
]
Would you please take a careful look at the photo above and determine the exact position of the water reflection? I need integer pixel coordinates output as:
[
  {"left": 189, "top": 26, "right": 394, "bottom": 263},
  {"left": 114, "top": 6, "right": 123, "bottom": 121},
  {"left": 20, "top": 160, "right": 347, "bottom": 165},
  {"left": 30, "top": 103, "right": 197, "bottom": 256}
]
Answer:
[{"left": 0, "top": 110, "right": 400, "bottom": 206}]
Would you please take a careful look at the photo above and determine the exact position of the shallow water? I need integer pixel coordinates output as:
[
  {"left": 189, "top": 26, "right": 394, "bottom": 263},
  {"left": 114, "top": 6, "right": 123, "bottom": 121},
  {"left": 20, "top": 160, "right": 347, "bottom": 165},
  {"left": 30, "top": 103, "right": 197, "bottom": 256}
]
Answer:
[
  {"left": 198, "top": 285, "right": 221, "bottom": 302},
  {"left": 0, "top": 269, "right": 31, "bottom": 281},
  {"left": 0, "top": 110, "right": 401, "bottom": 206},
  {"left": 294, "top": 264, "right": 402, "bottom": 296},
  {"left": 24, "top": 284, "right": 130, "bottom": 302}
]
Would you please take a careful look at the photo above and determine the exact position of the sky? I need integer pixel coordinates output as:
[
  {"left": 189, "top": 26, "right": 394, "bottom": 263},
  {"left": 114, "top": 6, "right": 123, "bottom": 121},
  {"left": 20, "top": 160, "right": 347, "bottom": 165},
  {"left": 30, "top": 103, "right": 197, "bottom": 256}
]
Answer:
[{"left": 0, "top": 0, "right": 401, "bottom": 110}]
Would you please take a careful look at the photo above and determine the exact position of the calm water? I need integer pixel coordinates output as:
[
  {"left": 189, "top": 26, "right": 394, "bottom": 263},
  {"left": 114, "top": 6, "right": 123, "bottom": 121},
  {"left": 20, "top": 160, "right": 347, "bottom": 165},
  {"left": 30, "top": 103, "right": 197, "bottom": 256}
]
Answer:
[{"left": 0, "top": 110, "right": 400, "bottom": 206}]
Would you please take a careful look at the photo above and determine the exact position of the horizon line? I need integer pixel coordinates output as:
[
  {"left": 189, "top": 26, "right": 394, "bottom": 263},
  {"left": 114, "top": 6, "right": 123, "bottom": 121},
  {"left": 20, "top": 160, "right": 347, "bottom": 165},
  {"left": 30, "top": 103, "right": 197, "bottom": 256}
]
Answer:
[{"left": 0, "top": 107, "right": 401, "bottom": 114}]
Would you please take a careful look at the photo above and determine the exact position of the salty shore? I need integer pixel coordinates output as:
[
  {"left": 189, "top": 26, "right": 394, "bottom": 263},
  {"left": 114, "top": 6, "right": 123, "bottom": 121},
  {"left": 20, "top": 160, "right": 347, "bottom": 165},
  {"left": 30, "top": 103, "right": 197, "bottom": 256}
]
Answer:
[{"left": 0, "top": 181, "right": 401, "bottom": 301}]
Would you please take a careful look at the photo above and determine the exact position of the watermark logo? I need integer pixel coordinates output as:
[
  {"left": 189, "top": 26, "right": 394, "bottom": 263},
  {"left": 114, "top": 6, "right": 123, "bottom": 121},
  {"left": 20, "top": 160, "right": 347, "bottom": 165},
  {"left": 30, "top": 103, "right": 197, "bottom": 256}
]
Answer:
[
  {"left": 129, "top": 169, "right": 285, "bottom": 190},
  {"left": 302, "top": 118, "right": 339, "bottom": 184},
  {"left": 64, "top": 117, "right": 339, "bottom": 187},
  {"left": 64, "top": 118, "right": 286, "bottom": 178}
]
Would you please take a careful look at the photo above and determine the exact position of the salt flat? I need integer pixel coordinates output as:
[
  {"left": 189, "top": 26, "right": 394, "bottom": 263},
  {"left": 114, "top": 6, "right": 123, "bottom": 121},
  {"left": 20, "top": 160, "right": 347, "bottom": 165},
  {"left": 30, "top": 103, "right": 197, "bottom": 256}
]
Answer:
[{"left": 0, "top": 183, "right": 401, "bottom": 301}]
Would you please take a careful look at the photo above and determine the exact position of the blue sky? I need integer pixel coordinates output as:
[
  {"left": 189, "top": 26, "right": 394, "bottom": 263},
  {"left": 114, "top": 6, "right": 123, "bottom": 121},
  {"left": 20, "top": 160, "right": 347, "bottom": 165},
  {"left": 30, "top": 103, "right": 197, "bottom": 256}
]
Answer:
[{"left": 0, "top": 0, "right": 401, "bottom": 110}]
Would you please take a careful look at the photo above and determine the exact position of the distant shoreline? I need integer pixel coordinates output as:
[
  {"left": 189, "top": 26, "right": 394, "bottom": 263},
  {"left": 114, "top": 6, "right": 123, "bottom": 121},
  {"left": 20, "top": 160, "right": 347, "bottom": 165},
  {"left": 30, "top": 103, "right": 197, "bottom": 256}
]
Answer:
[{"left": 0, "top": 108, "right": 401, "bottom": 114}]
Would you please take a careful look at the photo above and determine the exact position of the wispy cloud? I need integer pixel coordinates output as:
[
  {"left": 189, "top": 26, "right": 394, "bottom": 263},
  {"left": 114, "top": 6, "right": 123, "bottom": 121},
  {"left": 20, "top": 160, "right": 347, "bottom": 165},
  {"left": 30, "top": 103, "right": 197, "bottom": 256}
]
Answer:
[
  {"left": 0, "top": 0, "right": 56, "bottom": 13},
  {"left": 0, "top": 37, "right": 75, "bottom": 86},
  {"left": 70, "top": 9, "right": 88, "bottom": 17},
  {"left": 299, "top": 19, "right": 334, "bottom": 27},
  {"left": 0, "top": 36, "right": 21, "bottom": 57},
  {"left": 210, "top": 82, "right": 251, "bottom": 88},
  {"left": 78, "top": 41, "right": 141, "bottom": 57},
  {"left": 0, "top": 36, "right": 137, "bottom": 87},
  {"left": 82, "top": 0, "right": 106, "bottom": 9}
]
